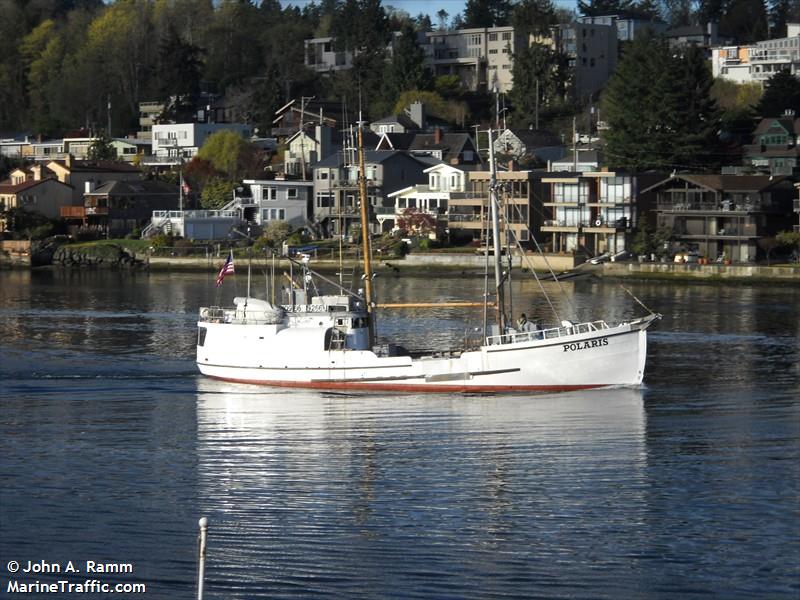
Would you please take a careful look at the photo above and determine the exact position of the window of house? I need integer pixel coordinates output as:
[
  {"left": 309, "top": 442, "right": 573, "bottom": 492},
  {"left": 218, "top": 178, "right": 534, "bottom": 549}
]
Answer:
[
  {"left": 267, "top": 187, "right": 277, "bottom": 200},
  {"left": 318, "top": 171, "right": 328, "bottom": 180},
  {"left": 502, "top": 32, "right": 511, "bottom": 40},
  {"left": 489, "top": 33, "right": 498, "bottom": 41},
  {"left": 287, "top": 188, "right": 297, "bottom": 198},
  {"left": 470, "top": 34, "right": 481, "bottom": 45},
  {"left": 489, "top": 48, "right": 498, "bottom": 54}
]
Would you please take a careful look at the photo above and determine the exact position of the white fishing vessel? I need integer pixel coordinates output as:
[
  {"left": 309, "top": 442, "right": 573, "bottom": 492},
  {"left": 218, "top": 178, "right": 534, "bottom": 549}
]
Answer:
[{"left": 196, "top": 126, "right": 660, "bottom": 393}]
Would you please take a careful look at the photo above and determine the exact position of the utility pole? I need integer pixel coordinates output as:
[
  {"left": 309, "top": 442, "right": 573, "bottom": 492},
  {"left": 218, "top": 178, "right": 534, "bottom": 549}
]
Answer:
[
  {"left": 535, "top": 79, "right": 539, "bottom": 130},
  {"left": 572, "top": 116, "right": 578, "bottom": 172},
  {"left": 473, "top": 124, "right": 481, "bottom": 157},
  {"left": 299, "top": 95, "right": 315, "bottom": 181},
  {"left": 107, "top": 95, "right": 112, "bottom": 138}
]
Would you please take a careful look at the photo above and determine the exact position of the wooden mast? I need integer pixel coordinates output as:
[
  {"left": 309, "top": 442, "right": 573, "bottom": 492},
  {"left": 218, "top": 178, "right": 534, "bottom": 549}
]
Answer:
[
  {"left": 487, "top": 129, "right": 506, "bottom": 335},
  {"left": 357, "top": 120, "right": 376, "bottom": 346}
]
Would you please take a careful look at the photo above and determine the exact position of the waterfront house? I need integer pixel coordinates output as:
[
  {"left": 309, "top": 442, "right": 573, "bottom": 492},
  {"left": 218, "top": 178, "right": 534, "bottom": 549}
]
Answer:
[
  {"left": 46, "top": 156, "right": 141, "bottom": 203},
  {"left": 0, "top": 169, "right": 74, "bottom": 232},
  {"left": 642, "top": 173, "right": 795, "bottom": 262},
  {"left": 384, "top": 163, "right": 471, "bottom": 235},
  {"left": 63, "top": 179, "right": 179, "bottom": 238}
]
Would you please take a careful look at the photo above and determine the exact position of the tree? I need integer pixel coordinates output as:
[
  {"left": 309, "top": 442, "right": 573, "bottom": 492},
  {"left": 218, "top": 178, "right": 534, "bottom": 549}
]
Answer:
[
  {"left": 396, "top": 208, "right": 436, "bottom": 237},
  {"left": 463, "top": 0, "right": 513, "bottom": 27},
  {"left": 156, "top": 25, "right": 205, "bottom": 122},
  {"left": 756, "top": 69, "right": 800, "bottom": 117},
  {"left": 769, "top": 0, "right": 800, "bottom": 37},
  {"left": 87, "top": 130, "right": 116, "bottom": 160},
  {"left": 577, "top": 0, "right": 633, "bottom": 16},
  {"left": 508, "top": 43, "right": 570, "bottom": 128},
  {"left": 722, "top": 0, "right": 769, "bottom": 43},
  {"left": 382, "top": 22, "right": 432, "bottom": 103},
  {"left": 436, "top": 9, "right": 449, "bottom": 30},
  {"left": 602, "top": 34, "right": 720, "bottom": 171},
  {"left": 775, "top": 230, "right": 800, "bottom": 260},
  {"left": 512, "top": 0, "right": 558, "bottom": 39},
  {"left": 199, "top": 177, "right": 236, "bottom": 210},
  {"left": 758, "top": 236, "right": 780, "bottom": 265},
  {"left": 196, "top": 131, "right": 261, "bottom": 181}
]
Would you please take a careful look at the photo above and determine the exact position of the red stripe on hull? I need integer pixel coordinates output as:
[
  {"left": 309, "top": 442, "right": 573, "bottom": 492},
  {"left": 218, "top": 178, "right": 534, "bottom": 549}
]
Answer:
[{"left": 202, "top": 375, "right": 606, "bottom": 394}]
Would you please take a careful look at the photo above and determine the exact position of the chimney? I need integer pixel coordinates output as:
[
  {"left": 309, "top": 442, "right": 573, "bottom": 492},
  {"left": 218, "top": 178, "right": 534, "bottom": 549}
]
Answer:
[
  {"left": 31, "top": 165, "right": 42, "bottom": 181},
  {"left": 408, "top": 102, "right": 426, "bottom": 130},
  {"left": 434, "top": 127, "right": 442, "bottom": 144},
  {"left": 65, "top": 153, "right": 72, "bottom": 168}
]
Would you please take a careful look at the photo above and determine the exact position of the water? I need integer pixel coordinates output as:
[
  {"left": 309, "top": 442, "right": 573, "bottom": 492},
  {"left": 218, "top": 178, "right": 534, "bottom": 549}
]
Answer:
[{"left": 1, "top": 269, "right": 798, "bottom": 599}]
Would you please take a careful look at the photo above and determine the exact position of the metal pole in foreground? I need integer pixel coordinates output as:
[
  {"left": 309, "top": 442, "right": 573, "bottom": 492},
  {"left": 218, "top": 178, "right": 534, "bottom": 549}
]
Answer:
[{"left": 197, "top": 517, "right": 208, "bottom": 600}]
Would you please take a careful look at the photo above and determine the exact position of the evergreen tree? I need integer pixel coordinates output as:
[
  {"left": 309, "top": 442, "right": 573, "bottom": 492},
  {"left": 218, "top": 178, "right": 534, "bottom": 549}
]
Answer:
[
  {"left": 157, "top": 26, "right": 205, "bottom": 122},
  {"left": 756, "top": 69, "right": 800, "bottom": 117},
  {"left": 696, "top": 0, "right": 728, "bottom": 27},
  {"left": 383, "top": 22, "right": 433, "bottom": 103},
  {"left": 508, "top": 43, "right": 570, "bottom": 127},
  {"left": 512, "top": 0, "right": 558, "bottom": 39},
  {"left": 577, "top": 0, "right": 633, "bottom": 16},
  {"left": 768, "top": 0, "right": 800, "bottom": 37},
  {"left": 722, "top": 0, "right": 769, "bottom": 43},
  {"left": 464, "top": 0, "right": 514, "bottom": 27},
  {"left": 602, "top": 34, "right": 720, "bottom": 171},
  {"left": 87, "top": 130, "right": 116, "bottom": 161}
]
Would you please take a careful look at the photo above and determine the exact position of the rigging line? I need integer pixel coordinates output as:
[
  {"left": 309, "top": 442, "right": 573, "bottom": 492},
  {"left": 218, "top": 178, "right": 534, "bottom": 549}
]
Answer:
[
  {"left": 501, "top": 194, "right": 581, "bottom": 322},
  {"left": 618, "top": 283, "right": 658, "bottom": 316}
]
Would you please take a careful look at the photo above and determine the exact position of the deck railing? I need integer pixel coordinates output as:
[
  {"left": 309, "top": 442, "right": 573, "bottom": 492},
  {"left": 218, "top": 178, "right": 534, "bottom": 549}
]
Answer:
[{"left": 486, "top": 320, "right": 611, "bottom": 346}]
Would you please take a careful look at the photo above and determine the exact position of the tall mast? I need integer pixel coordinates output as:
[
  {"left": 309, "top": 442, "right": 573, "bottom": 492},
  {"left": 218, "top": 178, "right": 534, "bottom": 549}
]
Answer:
[
  {"left": 357, "top": 119, "right": 376, "bottom": 346},
  {"left": 487, "top": 129, "right": 505, "bottom": 335}
]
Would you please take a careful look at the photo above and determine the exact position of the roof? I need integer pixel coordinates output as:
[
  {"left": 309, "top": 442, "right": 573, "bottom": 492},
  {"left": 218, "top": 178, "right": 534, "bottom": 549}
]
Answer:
[
  {"left": 499, "top": 129, "right": 563, "bottom": 149},
  {"left": 409, "top": 132, "right": 474, "bottom": 163},
  {"left": 313, "top": 150, "right": 412, "bottom": 168},
  {"left": 665, "top": 25, "right": 707, "bottom": 38},
  {"left": 49, "top": 159, "right": 141, "bottom": 174},
  {"left": 752, "top": 117, "right": 800, "bottom": 136},
  {"left": 85, "top": 179, "right": 178, "bottom": 196},
  {"left": 641, "top": 173, "right": 788, "bottom": 194},
  {"left": 372, "top": 113, "right": 418, "bottom": 130},
  {"left": 553, "top": 149, "right": 600, "bottom": 163},
  {"left": 743, "top": 144, "right": 800, "bottom": 157},
  {"left": 0, "top": 177, "right": 70, "bottom": 194}
]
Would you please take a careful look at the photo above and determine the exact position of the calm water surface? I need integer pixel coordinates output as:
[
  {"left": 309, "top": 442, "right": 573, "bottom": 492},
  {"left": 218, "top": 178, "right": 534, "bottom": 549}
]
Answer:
[{"left": 1, "top": 269, "right": 798, "bottom": 599}]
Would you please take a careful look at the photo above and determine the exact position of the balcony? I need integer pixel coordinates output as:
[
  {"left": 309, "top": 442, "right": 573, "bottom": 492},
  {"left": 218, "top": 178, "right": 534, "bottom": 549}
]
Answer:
[
  {"left": 60, "top": 206, "right": 86, "bottom": 218},
  {"left": 657, "top": 200, "right": 763, "bottom": 212},
  {"left": 85, "top": 206, "right": 109, "bottom": 216}
]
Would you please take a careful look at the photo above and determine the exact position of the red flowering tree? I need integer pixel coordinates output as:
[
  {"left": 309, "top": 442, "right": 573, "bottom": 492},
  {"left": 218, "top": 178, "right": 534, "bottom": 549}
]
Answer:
[{"left": 396, "top": 207, "right": 436, "bottom": 237}]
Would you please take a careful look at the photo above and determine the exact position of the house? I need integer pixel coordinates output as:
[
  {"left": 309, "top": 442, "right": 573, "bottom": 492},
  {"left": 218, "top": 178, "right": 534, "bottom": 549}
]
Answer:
[
  {"left": 144, "top": 179, "right": 314, "bottom": 240},
  {"left": 62, "top": 179, "right": 180, "bottom": 237},
  {"left": 311, "top": 150, "right": 429, "bottom": 236},
  {"left": 664, "top": 22, "right": 730, "bottom": 51},
  {"left": 743, "top": 116, "right": 800, "bottom": 176},
  {"left": 283, "top": 126, "right": 378, "bottom": 178},
  {"left": 271, "top": 99, "right": 342, "bottom": 139},
  {"left": 111, "top": 138, "right": 151, "bottom": 163},
  {"left": 384, "top": 162, "right": 470, "bottom": 234},
  {"left": 549, "top": 149, "right": 602, "bottom": 172},
  {"left": 447, "top": 168, "right": 533, "bottom": 246},
  {"left": 539, "top": 171, "right": 653, "bottom": 256},
  {"left": 0, "top": 169, "right": 75, "bottom": 231},
  {"left": 642, "top": 173, "right": 795, "bottom": 262},
  {"left": 145, "top": 122, "right": 251, "bottom": 166},
  {"left": 304, "top": 37, "right": 354, "bottom": 73},
  {"left": 712, "top": 25, "right": 800, "bottom": 84},
  {"left": 370, "top": 102, "right": 427, "bottom": 135},
  {"left": 46, "top": 156, "right": 142, "bottom": 202},
  {"left": 493, "top": 129, "right": 565, "bottom": 164},
  {"left": 376, "top": 129, "right": 480, "bottom": 165},
  {"left": 794, "top": 183, "right": 800, "bottom": 233},
  {"left": 0, "top": 136, "right": 31, "bottom": 158},
  {"left": 25, "top": 139, "right": 65, "bottom": 162}
]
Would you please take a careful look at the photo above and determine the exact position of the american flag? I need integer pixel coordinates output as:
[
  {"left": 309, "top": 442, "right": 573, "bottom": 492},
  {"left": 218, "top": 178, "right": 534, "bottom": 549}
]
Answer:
[{"left": 215, "top": 251, "right": 235, "bottom": 287}]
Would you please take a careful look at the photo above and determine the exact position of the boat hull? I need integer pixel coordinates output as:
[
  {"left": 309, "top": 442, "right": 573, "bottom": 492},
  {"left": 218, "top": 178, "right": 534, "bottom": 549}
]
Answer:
[{"left": 196, "top": 316, "right": 656, "bottom": 393}]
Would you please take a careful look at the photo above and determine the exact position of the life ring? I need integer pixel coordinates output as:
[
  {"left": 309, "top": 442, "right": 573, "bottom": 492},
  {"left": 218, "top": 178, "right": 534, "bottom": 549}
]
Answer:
[{"left": 594, "top": 219, "right": 602, "bottom": 227}]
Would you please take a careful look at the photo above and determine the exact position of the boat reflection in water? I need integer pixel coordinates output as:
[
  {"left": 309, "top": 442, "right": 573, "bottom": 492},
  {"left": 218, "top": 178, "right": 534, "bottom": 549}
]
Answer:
[{"left": 194, "top": 379, "right": 648, "bottom": 599}]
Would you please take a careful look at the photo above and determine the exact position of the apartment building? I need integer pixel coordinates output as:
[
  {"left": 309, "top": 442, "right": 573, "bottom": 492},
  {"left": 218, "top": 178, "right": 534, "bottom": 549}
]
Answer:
[
  {"left": 448, "top": 169, "right": 532, "bottom": 246},
  {"left": 551, "top": 22, "right": 617, "bottom": 100},
  {"left": 148, "top": 122, "right": 251, "bottom": 164},
  {"left": 712, "top": 24, "right": 800, "bottom": 84},
  {"left": 577, "top": 14, "right": 666, "bottom": 42},
  {"left": 539, "top": 172, "right": 640, "bottom": 256}
]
